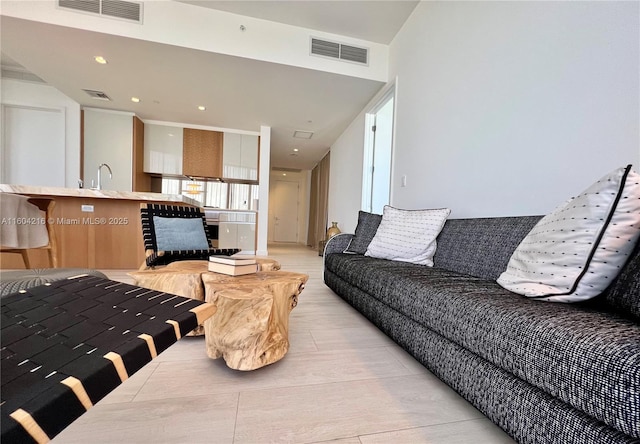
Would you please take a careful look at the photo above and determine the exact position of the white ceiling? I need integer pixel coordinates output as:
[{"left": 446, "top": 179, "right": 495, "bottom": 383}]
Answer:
[
  {"left": 176, "top": 1, "right": 419, "bottom": 44},
  {"left": 0, "top": 1, "right": 418, "bottom": 171}
]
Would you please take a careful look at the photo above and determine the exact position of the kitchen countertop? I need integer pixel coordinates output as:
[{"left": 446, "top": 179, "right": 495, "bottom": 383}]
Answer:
[
  {"left": 204, "top": 208, "right": 257, "bottom": 214},
  {"left": 0, "top": 184, "right": 200, "bottom": 206}
]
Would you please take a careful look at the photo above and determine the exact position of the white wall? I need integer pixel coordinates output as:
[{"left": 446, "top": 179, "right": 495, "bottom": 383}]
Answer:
[
  {"left": 328, "top": 116, "right": 366, "bottom": 234},
  {"left": 268, "top": 169, "right": 311, "bottom": 244},
  {"left": 1, "top": 78, "right": 81, "bottom": 187},
  {"left": 329, "top": 1, "right": 640, "bottom": 229}
]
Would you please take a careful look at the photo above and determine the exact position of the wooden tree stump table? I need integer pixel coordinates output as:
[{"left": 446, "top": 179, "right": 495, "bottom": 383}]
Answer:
[
  {"left": 202, "top": 271, "right": 308, "bottom": 371},
  {"left": 128, "top": 259, "right": 281, "bottom": 336}
]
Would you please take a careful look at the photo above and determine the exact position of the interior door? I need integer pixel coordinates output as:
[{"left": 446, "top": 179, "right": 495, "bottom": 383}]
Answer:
[
  {"left": 272, "top": 180, "right": 299, "bottom": 243},
  {"left": 362, "top": 91, "right": 394, "bottom": 214},
  {"left": 370, "top": 96, "right": 394, "bottom": 213}
]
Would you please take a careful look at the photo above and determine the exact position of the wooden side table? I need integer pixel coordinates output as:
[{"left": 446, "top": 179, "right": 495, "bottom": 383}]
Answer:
[
  {"left": 202, "top": 271, "right": 308, "bottom": 371},
  {"left": 128, "top": 258, "right": 281, "bottom": 336},
  {"left": 128, "top": 262, "right": 208, "bottom": 335}
]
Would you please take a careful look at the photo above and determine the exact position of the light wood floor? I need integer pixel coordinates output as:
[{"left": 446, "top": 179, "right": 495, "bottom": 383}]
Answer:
[{"left": 52, "top": 244, "right": 516, "bottom": 444}]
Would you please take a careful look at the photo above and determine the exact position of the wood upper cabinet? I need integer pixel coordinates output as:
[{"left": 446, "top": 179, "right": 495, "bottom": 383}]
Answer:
[
  {"left": 183, "top": 128, "right": 223, "bottom": 178},
  {"left": 132, "top": 116, "right": 151, "bottom": 192}
]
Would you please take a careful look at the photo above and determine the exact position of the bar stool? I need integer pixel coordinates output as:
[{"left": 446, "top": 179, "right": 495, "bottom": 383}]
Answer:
[{"left": 0, "top": 193, "right": 58, "bottom": 268}]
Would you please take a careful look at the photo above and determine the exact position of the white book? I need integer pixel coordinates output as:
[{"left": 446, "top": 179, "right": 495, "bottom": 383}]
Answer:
[
  {"left": 209, "top": 254, "right": 257, "bottom": 266},
  {"left": 208, "top": 262, "right": 258, "bottom": 276}
]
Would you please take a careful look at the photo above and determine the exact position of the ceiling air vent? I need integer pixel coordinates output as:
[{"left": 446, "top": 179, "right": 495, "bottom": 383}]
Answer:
[
  {"left": 310, "top": 38, "right": 368, "bottom": 66},
  {"left": 83, "top": 89, "right": 112, "bottom": 101},
  {"left": 58, "top": 0, "right": 142, "bottom": 23}
]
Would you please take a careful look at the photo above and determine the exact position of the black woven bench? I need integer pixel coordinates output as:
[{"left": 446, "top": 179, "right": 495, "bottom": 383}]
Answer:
[
  {"left": 0, "top": 269, "right": 108, "bottom": 297},
  {"left": 1, "top": 274, "right": 216, "bottom": 443}
]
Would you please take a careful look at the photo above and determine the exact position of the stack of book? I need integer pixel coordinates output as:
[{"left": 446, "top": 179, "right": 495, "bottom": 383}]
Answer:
[{"left": 208, "top": 254, "right": 258, "bottom": 276}]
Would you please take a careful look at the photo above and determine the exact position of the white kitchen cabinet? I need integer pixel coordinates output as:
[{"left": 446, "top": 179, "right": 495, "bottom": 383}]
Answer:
[
  {"left": 222, "top": 133, "right": 258, "bottom": 181},
  {"left": 144, "top": 124, "right": 183, "bottom": 175},
  {"left": 217, "top": 211, "right": 256, "bottom": 252},
  {"left": 218, "top": 222, "right": 238, "bottom": 250}
]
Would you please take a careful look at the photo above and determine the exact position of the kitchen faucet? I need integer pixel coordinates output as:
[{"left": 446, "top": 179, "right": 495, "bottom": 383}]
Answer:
[{"left": 96, "top": 163, "right": 113, "bottom": 190}]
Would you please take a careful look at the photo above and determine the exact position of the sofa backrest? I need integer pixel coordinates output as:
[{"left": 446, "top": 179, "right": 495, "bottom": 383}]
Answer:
[{"left": 433, "top": 216, "right": 542, "bottom": 280}]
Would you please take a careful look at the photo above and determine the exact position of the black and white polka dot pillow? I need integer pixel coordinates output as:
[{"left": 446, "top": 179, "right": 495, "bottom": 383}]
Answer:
[{"left": 497, "top": 164, "right": 640, "bottom": 302}]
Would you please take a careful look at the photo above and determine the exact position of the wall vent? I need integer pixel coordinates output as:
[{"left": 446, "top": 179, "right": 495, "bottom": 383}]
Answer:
[
  {"left": 339, "top": 44, "right": 368, "bottom": 64},
  {"left": 310, "top": 38, "right": 368, "bottom": 65},
  {"left": 58, "top": 0, "right": 142, "bottom": 23},
  {"left": 83, "top": 89, "right": 112, "bottom": 101},
  {"left": 59, "top": 0, "right": 99, "bottom": 14},
  {"left": 101, "top": 0, "right": 141, "bottom": 21}
]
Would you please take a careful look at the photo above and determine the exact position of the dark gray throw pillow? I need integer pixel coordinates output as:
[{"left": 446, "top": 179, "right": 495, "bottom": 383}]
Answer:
[
  {"left": 604, "top": 244, "right": 640, "bottom": 322},
  {"left": 344, "top": 211, "right": 382, "bottom": 255}
]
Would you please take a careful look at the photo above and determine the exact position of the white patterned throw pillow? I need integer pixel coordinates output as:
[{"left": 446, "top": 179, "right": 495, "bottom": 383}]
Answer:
[
  {"left": 497, "top": 164, "right": 640, "bottom": 302},
  {"left": 365, "top": 206, "right": 451, "bottom": 266}
]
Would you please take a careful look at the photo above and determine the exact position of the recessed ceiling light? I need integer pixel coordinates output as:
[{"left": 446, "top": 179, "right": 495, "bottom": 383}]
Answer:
[
  {"left": 282, "top": 173, "right": 287, "bottom": 176},
  {"left": 94, "top": 56, "right": 108, "bottom": 64},
  {"left": 198, "top": 106, "right": 206, "bottom": 111},
  {"left": 293, "top": 130, "right": 313, "bottom": 139},
  {"left": 131, "top": 97, "right": 140, "bottom": 103},
  {"left": 293, "top": 148, "right": 299, "bottom": 152}
]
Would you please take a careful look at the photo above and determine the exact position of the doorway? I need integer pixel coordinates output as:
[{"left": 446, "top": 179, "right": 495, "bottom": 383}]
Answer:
[
  {"left": 272, "top": 180, "right": 299, "bottom": 242},
  {"left": 362, "top": 88, "right": 395, "bottom": 214}
]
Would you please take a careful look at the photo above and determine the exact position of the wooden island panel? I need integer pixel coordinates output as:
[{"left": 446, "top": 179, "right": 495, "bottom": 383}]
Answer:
[
  {"left": 1, "top": 188, "right": 197, "bottom": 269},
  {"left": 53, "top": 197, "right": 145, "bottom": 269}
]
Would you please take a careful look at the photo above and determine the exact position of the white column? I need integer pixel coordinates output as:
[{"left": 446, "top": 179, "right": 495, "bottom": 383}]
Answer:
[{"left": 256, "top": 125, "right": 271, "bottom": 256}]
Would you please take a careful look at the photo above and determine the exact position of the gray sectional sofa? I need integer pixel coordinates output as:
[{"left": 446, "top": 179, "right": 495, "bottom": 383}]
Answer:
[{"left": 323, "top": 216, "right": 640, "bottom": 444}]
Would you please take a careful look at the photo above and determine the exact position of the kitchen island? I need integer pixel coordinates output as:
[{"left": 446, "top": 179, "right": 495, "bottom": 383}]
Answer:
[{"left": 0, "top": 185, "right": 198, "bottom": 269}]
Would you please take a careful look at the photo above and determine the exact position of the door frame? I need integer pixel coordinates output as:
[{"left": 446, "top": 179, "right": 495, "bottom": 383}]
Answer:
[
  {"left": 272, "top": 179, "right": 300, "bottom": 243},
  {"left": 362, "top": 81, "right": 397, "bottom": 213}
]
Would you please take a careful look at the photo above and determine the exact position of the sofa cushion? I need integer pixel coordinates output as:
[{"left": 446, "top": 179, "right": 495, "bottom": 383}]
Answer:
[
  {"left": 365, "top": 206, "right": 451, "bottom": 266},
  {"left": 327, "top": 270, "right": 638, "bottom": 444},
  {"left": 325, "top": 253, "right": 640, "bottom": 437},
  {"left": 433, "top": 216, "right": 542, "bottom": 280},
  {"left": 498, "top": 164, "right": 640, "bottom": 302},
  {"left": 604, "top": 243, "right": 640, "bottom": 322},
  {"left": 344, "top": 211, "right": 382, "bottom": 254}
]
